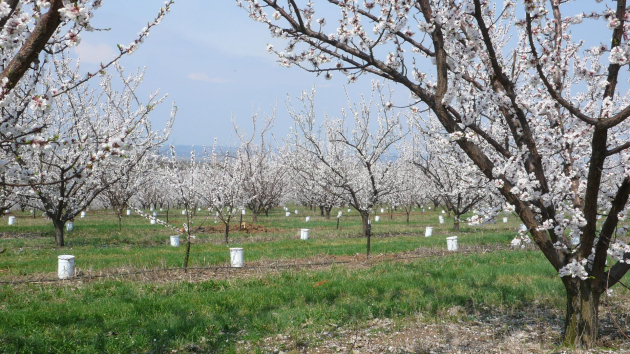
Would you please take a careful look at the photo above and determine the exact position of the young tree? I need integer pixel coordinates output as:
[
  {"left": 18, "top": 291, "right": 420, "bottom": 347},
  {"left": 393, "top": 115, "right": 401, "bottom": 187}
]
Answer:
[
  {"left": 137, "top": 164, "right": 177, "bottom": 213},
  {"left": 385, "top": 161, "right": 430, "bottom": 225},
  {"left": 286, "top": 157, "right": 345, "bottom": 220},
  {"left": 199, "top": 145, "right": 249, "bottom": 244},
  {"left": 238, "top": 0, "right": 630, "bottom": 346},
  {"left": 406, "top": 130, "right": 490, "bottom": 231},
  {"left": 285, "top": 85, "right": 404, "bottom": 257},
  {"left": 237, "top": 112, "right": 288, "bottom": 222},
  {"left": 162, "top": 148, "right": 201, "bottom": 271},
  {"left": 100, "top": 156, "right": 156, "bottom": 231},
  {"left": 19, "top": 62, "right": 174, "bottom": 246}
]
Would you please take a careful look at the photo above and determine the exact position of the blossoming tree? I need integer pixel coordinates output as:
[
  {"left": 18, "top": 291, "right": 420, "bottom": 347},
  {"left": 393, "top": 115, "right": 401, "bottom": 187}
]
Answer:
[
  {"left": 384, "top": 161, "right": 430, "bottom": 224},
  {"left": 238, "top": 0, "right": 630, "bottom": 346},
  {"left": 99, "top": 155, "right": 157, "bottom": 231},
  {"left": 162, "top": 147, "right": 203, "bottom": 271},
  {"left": 199, "top": 145, "right": 250, "bottom": 244},
  {"left": 0, "top": 1, "right": 172, "bottom": 178},
  {"left": 285, "top": 154, "right": 345, "bottom": 220},
  {"left": 236, "top": 112, "right": 288, "bottom": 222},
  {"left": 285, "top": 85, "right": 404, "bottom": 256},
  {"left": 18, "top": 62, "right": 174, "bottom": 246},
  {"left": 405, "top": 127, "right": 491, "bottom": 231}
]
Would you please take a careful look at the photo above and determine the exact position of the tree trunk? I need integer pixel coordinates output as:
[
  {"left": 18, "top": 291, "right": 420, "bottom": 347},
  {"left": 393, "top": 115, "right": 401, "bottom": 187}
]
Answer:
[
  {"left": 118, "top": 214, "right": 122, "bottom": 232},
  {"left": 406, "top": 212, "right": 410, "bottom": 225},
  {"left": 52, "top": 219, "right": 65, "bottom": 247},
  {"left": 325, "top": 206, "right": 332, "bottom": 220},
  {"left": 320, "top": 205, "right": 324, "bottom": 216},
  {"left": 361, "top": 212, "right": 371, "bottom": 258},
  {"left": 183, "top": 235, "right": 191, "bottom": 273},
  {"left": 562, "top": 279, "right": 600, "bottom": 348},
  {"left": 253, "top": 213, "right": 258, "bottom": 222},
  {"left": 224, "top": 223, "right": 230, "bottom": 244},
  {"left": 453, "top": 216, "right": 460, "bottom": 232}
]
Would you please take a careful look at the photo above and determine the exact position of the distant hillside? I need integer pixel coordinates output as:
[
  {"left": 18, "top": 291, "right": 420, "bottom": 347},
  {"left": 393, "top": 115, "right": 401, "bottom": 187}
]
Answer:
[{"left": 160, "top": 145, "right": 239, "bottom": 158}]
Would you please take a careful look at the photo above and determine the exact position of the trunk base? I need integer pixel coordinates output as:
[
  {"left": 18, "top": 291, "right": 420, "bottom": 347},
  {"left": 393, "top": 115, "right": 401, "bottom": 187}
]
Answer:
[
  {"left": 53, "top": 219, "right": 65, "bottom": 247},
  {"left": 562, "top": 280, "right": 600, "bottom": 349},
  {"left": 361, "top": 213, "right": 371, "bottom": 258}
]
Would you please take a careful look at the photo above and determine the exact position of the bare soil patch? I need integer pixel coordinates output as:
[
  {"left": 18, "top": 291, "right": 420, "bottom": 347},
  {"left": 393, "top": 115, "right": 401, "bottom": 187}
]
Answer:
[
  {"left": 0, "top": 231, "right": 48, "bottom": 239},
  {"left": 244, "top": 306, "right": 630, "bottom": 354},
  {"left": 195, "top": 223, "right": 279, "bottom": 234}
]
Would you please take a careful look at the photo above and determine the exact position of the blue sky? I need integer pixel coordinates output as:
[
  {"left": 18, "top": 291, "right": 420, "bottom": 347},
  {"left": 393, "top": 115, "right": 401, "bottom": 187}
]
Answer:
[
  {"left": 73, "top": 0, "right": 383, "bottom": 147},
  {"left": 73, "top": 1, "right": 610, "bottom": 147}
]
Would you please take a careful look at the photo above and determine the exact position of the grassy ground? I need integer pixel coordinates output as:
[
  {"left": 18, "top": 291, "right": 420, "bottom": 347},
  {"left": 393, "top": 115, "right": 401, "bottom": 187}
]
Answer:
[
  {"left": 0, "top": 206, "right": 626, "bottom": 353},
  {"left": 0, "top": 206, "right": 516, "bottom": 278},
  {"left": 0, "top": 250, "right": 566, "bottom": 353}
]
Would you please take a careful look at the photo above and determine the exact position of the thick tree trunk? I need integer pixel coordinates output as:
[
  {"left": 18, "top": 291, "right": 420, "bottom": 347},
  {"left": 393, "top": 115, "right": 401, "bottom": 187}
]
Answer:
[
  {"left": 320, "top": 205, "right": 324, "bottom": 216},
  {"left": 563, "top": 280, "right": 600, "bottom": 348},
  {"left": 224, "top": 223, "right": 230, "bottom": 244},
  {"left": 325, "top": 206, "right": 332, "bottom": 220},
  {"left": 253, "top": 213, "right": 258, "bottom": 222},
  {"left": 453, "top": 216, "right": 460, "bottom": 232},
  {"left": 52, "top": 219, "right": 65, "bottom": 247},
  {"left": 361, "top": 212, "right": 371, "bottom": 258},
  {"left": 406, "top": 212, "right": 410, "bottom": 224}
]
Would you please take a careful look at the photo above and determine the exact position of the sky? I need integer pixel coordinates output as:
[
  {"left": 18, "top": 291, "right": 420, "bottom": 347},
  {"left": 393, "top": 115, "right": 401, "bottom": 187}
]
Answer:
[
  {"left": 72, "top": 0, "right": 385, "bottom": 147},
  {"left": 72, "top": 1, "right": 608, "bottom": 148}
]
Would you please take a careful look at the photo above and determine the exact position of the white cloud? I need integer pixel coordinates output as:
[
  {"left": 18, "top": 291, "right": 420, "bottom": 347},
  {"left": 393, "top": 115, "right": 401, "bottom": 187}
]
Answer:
[
  {"left": 74, "top": 42, "right": 116, "bottom": 64},
  {"left": 187, "top": 73, "right": 230, "bottom": 84}
]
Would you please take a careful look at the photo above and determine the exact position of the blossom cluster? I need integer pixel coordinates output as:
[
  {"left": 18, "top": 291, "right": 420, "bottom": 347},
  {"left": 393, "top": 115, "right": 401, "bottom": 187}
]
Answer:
[{"left": 558, "top": 259, "right": 589, "bottom": 280}]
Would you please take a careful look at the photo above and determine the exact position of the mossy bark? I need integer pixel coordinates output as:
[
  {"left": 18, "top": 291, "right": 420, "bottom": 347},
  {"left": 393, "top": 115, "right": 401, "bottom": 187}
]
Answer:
[{"left": 562, "top": 279, "right": 600, "bottom": 348}]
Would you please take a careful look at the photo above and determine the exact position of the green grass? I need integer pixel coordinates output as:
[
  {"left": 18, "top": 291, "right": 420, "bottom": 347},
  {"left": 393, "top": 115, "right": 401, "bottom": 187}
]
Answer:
[
  {"left": 0, "top": 207, "right": 518, "bottom": 278},
  {"left": 0, "top": 250, "right": 564, "bottom": 353},
  {"left": 0, "top": 206, "right": 588, "bottom": 353}
]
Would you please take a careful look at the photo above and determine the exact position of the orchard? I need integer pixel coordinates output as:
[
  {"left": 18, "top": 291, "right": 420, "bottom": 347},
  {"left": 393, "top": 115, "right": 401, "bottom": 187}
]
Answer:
[{"left": 0, "top": 0, "right": 630, "bottom": 352}]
